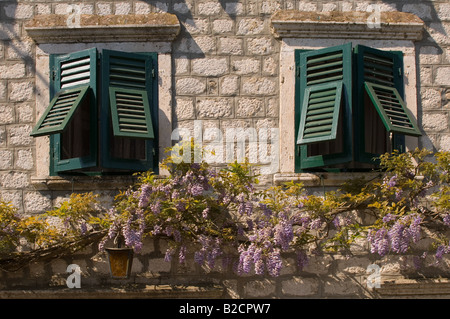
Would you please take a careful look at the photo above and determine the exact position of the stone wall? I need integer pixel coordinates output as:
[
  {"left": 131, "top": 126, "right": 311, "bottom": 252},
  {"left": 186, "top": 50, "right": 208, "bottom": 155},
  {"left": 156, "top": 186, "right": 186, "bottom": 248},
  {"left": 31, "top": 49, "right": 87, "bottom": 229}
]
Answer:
[
  {"left": 0, "top": 0, "right": 449, "bottom": 298},
  {"left": 2, "top": 236, "right": 450, "bottom": 298}
]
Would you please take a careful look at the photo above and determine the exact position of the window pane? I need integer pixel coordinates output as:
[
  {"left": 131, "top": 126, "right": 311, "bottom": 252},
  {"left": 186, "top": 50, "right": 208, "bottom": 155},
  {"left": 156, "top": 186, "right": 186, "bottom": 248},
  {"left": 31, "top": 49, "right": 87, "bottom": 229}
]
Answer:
[
  {"left": 110, "top": 135, "right": 146, "bottom": 160},
  {"left": 60, "top": 97, "right": 91, "bottom": 160},
  {"left": 364, "top": 91, "right": 389, "bottom": 155}
]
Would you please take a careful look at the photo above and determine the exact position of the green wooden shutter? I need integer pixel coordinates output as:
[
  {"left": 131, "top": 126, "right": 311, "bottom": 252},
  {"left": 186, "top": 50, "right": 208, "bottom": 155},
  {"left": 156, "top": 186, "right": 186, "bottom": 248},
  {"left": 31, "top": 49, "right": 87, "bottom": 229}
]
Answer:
[
  {"left": 354, "top": 45, "right": 420, "bottom": 164},
  {"left": 48, "top": 48, "right": 98, "bottom": 174},
  {"left": 295, "top": 43, "right": 353, "bottom": 170},
  {"left": 31, "top": 86, "right": 89, "bottom": 137},
  {"left": 297, "top": 81, "right": 343, "bottom": 144},
  {"left": 109, "top": 87, "right": 154, "bottom": 139},
  {"left": 103, "top": 50, "right": 154, "bottom": 139},
  {"left": 101, "top": 50, "right": 157, "bottom": 171},
  {"left": 365, "top": 82, "right": 421, "bottom": 136}
]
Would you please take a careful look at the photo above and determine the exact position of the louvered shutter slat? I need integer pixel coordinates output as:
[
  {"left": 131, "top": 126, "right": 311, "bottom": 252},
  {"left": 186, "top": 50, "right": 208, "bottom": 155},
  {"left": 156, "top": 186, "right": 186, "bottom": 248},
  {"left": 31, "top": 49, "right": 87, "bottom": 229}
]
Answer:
[
  {"left": 364, "top": 82, "right": 421, "bottom": 137},
  {"left": 104, "top": 50, "right": 154, "bottom": 140},
  {"left": 297, "top": 81, "right": 343, "bottom": 145},
  {"left": 109, "top": 87, "right": 154, "bottom": 139},
  {"left": 31, "top": 86, "right": 90, "bottom": 137}
]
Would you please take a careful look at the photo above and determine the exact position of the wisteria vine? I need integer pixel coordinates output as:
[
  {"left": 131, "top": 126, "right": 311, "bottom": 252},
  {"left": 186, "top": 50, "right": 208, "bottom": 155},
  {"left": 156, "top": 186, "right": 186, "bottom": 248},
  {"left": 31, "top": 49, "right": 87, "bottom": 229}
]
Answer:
[
  {"left": 95, "top": 147, "right": 450, "bottom": 277},
  {"left": 0, "top": 147, "right": 449, "bottom": 277}
]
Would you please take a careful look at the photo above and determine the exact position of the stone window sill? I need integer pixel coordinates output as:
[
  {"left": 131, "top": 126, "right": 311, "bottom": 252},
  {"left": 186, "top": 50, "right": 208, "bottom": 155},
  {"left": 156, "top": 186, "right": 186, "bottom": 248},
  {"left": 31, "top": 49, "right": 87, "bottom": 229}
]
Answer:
[{"left": 25, "top": 13, "right": 181, "bottom": 43}]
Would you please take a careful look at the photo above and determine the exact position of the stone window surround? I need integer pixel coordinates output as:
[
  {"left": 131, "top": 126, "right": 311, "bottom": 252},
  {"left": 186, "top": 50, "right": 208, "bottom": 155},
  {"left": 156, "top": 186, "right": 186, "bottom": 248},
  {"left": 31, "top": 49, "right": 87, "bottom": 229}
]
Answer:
[
  {"left": 25, "top": 13, "right": 180, "bottom": 190},
  {"left": 271, "top": 10, "right": 425, "bottom": 186}
]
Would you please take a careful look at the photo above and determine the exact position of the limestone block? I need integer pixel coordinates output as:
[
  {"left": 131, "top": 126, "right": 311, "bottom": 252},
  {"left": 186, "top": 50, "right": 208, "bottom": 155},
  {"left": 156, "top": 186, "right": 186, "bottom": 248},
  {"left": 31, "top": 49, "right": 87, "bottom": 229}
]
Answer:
[
  {"left": 402, "top": 3, "right": 432, "bottom": 21},
  {"left": 8, "top": 125, "right": 33, "bottom": 146},
  {"left": 97, "top": 3, "right": 112, "bottom": 16},
  {"left": 174, "top": 98, "right": 195, "bottom": 120},
  {"left": 184, "top": 18, "right": 209, "bottom": 35},
  {"left": 440, "top": 134, "right": 450, "bottom": 151},
  {"left": 177, "top": 36, "right": 216, "bottom": 54},
  {"left": 174, "top": 2, "right": 191, "bottom": 14},
  {"left": 0, "top": 81, "right": 5, "bottom": 101},
  {"left": 244, "top": 279, "right": 276, "bottom": 297},
  {"left": 421, "top": 88, "right": 442, "bottom": 109},
  {"left": 242, "top": 77, "right": 276, "bottom": 95},
  {"left": 176, "top": 77, "right": 206, "bottom": 95},
  {"left": 24, "top": 191, "right": 52, "bottom": 213},
  {"left": 225, "top": 2, "right": 244, "bottom": 16},
  {"left": 281, "top": 277, "right": 319, "bottom": 296},
  {"left": 196, "top": 98, "right": 233, "bottom": 118},
  {"left": 0, "top": 150, "right": 13, "bottom": 170},
  {"left": 114, "top": 3, "right": 131, "bottom": 15},
  {"left": 236, "top": 98, "right": 264, "bottom": 117},
  {"left": 0, "top": 127, "right": 5, "bottom": 147},
  {"left": 246, "top": 37, "right": 275, "bottom": 55},
  {"left": 4, "top": 4, "right": 34, "bottom": 19},
  {"left": 220, "top": 76, "right": 239, "bottom": 96},
  {"left": 0, "top": 64, "right": 26, "bottom": 79},
  {"left": 212, "top": 19, "right": 233, "bottom": 34},
  {"left": 231, "top": 58, "right": 260, "bottom": 75},
  {"left": 422, "top": 113, "right": 448, "bottom": 132},
  {"left": 0, "top": 105, "right": 14, "bottom": 124},
  {"left": 419, "top": 46, "right": 441, "bottom": 64},
  {"left": 0, "top": 172, "right": 29, "bottom": 189},
  {"left": 198, "top": 2, "right": 222, "bottom": 16},
  {"left": 9, "top": 82, "right": 34, "bottom": 102},
  {"left": 17, "top": 103, "right": 33, "bottom": 123},
  {"left": 218, "top": 37, "right": 243, "bottom": 55},
  {"left": 428, "top": 23, "right": 450, "bottom": 45},
  {"left": 192, "top": 57, "right": 228, "bottom": 76},
  {"left": 15, "top": 149, "right": 33, "bottom": 170},
  {"left": 237, "top": 18, "right": 265, "bottom": 35},
  {"left": 436, "top": 67, "right": 450, "bottom": 86},
  {"left": 438, "top": 3, "right": 450, "bottom": 21},
  {"left": 261, "top": 1, "right": 282, "bottom": 15}
]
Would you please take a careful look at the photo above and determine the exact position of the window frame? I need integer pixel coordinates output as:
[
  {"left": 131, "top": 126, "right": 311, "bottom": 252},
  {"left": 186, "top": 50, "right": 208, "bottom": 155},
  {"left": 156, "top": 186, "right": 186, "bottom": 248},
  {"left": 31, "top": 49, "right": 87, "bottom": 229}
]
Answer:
[
  {"left": 294, "top": 43, "right": 421, "bottom": 172},
  {"left": 43, "top": 48, "right": 159, "bottom": 176},
  {"left": 294, "top": 43, "right": 353, "bottom": 171},
  {"left": 49, "top": 48, "right": 98, "bottom": 175}
]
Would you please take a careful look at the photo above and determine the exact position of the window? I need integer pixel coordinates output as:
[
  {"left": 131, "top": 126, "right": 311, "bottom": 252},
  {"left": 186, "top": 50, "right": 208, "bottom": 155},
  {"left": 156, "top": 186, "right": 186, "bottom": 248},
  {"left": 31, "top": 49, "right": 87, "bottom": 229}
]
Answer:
[
  {"left": 31, "top": 48, "right": 158, "bottom": 175},
  {"left": 295, "top": 43, "right": 421, "bottom": 172}
]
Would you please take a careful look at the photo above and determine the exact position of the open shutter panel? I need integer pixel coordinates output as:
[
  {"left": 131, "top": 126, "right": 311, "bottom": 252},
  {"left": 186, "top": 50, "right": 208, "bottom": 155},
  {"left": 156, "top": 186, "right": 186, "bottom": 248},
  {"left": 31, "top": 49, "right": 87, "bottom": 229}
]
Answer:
[
  {"left": 109, "top": 87, "right": 154, "bottom": 139},
  {"left": 297, "top": 81, "right": 343, "bottom": 144},
  {"left": 31, "top": 48, "right": 97, "bottom": 138},
  {"left": 31, "top": 86, "right": 90, "bottom": 137},
  {"left": 357, "top": 45, "right": 421, "bottom": 137},
  {"left": 104, "top": 50, "right": 154, "bottom": 139},
  {"left": 365, "top": 82, "right": 421, "bottom": 136},
  {"left": 297, "top": 43, "right": 352, "bottom": 145}
]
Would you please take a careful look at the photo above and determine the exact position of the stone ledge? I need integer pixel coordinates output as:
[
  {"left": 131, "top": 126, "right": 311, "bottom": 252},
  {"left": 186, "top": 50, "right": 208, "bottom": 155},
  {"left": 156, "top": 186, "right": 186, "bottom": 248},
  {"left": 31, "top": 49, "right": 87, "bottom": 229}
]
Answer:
[
  {"left": 30, "top": 175, "right": 138, "bottom": 191},
  {"left": 25, "top": 13, "right": 181, "bottom": 44},
  {"left": 274, "top": 172, "right": 381, "bottom": 187},
  {"left": 0, "top": 284, "right": 224, "bottom": 299},
  {"left": 271, "top": 10, "right": 424, "bottom": 41},
  {"left": 377, "top": 278, "right": 450, "bottom": 297}
]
